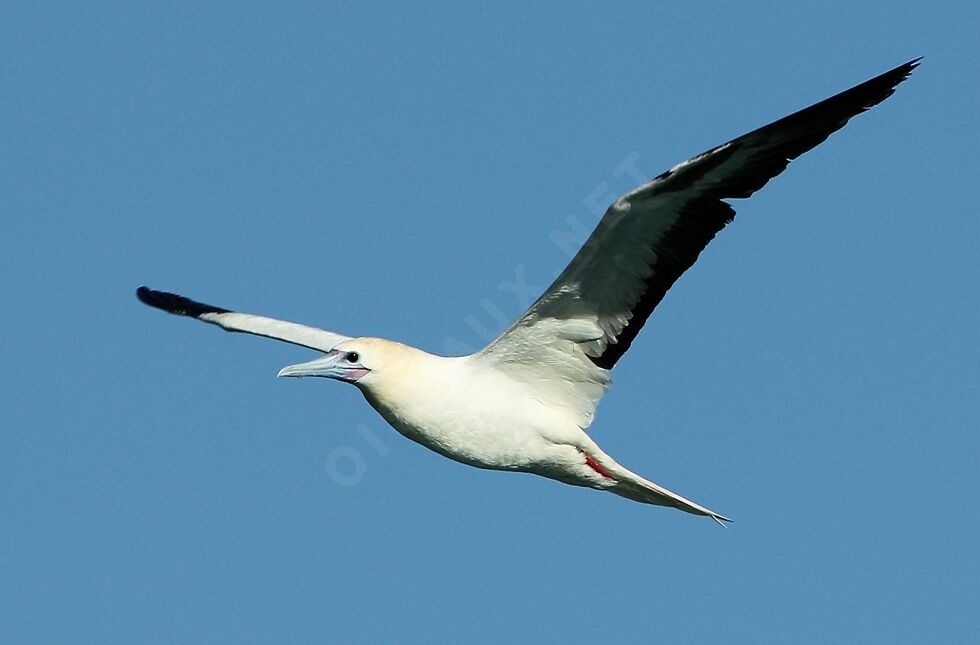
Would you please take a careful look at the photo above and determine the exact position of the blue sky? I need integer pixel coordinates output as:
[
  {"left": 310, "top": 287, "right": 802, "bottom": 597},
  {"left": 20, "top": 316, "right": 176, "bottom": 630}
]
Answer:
[{"left": 3, "top": 2, "right": 978, "bottom": 643}]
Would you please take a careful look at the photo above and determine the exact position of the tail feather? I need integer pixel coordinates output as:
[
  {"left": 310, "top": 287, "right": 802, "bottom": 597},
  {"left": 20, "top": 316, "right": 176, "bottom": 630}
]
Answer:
[{"left": 610, "top": 471, "right": 732, "bottom": 525}]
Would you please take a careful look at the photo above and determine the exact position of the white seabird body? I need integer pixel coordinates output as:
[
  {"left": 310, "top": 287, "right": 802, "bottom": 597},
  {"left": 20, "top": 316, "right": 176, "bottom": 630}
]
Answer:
[
  {"left": 137, "top": 60, "right": 919, "bottom": 524},
  {"left": 282, "top": 337, "right": 725, "bottom": 519}
]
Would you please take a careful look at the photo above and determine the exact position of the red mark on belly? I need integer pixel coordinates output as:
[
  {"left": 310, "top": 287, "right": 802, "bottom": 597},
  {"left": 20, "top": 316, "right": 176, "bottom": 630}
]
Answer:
[{"left": 583, "top": 452, "right": 614, "bottom": 480}]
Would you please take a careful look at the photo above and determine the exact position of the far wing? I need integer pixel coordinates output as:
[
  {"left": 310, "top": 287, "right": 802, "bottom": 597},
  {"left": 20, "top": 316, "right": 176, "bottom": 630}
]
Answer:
[
  {"left": 136, "top": 286, "right": 350, "bottom": 352},
  {"left": 475, "top": 59, "right": 919, "bottom": 427}
]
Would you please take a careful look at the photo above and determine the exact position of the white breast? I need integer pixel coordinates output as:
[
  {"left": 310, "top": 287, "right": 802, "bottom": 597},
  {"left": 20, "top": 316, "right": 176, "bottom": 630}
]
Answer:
[{"left": 360, "top": 356, "right": 580, "bottom": 471}]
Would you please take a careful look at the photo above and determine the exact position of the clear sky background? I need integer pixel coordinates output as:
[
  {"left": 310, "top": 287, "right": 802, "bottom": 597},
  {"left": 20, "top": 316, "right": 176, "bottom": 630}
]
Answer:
[{"left": 2, "top": 3, "right": 978, "bottom": 643}]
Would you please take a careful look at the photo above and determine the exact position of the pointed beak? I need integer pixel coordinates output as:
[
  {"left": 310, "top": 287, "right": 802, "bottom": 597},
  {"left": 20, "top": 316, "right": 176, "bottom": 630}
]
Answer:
[
  {"left": 277, "top": 350, "right": 369, "bottom": 382},
  {"left": 278, "top": 351, "right": 345, "bottom": 379}
]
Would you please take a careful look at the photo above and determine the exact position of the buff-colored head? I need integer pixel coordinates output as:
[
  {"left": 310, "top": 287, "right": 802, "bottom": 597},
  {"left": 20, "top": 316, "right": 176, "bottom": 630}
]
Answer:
[{"left": 276, "top": 337, "right": 420, "bottom": 390}]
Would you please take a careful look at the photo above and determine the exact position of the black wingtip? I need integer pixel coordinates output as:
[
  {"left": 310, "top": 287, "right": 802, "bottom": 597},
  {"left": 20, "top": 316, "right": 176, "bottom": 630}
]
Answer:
[
  {"left": 136, "top": 286, "right": 231, "bottom": 318},
  {"left": 896, "top": 57, "right": 922, "bottom": 80},
  {"left": 874, "top": 58, "right": 921, "bottom": 97},
  {"left": 850, "top": 57, "right": 920, "bottom": 115}
]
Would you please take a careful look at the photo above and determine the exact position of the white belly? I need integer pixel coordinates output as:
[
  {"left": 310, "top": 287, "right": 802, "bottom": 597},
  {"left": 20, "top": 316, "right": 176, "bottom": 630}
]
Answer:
[{"left": 360, "top": 365, "right": 578, "bottom": 471}]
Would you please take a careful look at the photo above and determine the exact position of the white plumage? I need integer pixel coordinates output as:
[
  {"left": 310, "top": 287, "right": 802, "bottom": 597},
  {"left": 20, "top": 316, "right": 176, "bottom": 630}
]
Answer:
[{"left": 138, "top": 60, "right": 918, "bottom": 524}]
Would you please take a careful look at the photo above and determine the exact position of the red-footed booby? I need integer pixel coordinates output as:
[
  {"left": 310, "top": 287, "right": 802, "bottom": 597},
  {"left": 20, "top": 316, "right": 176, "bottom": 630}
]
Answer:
[{"left": 137, "top": 60, "right": 918, "bottom": 524}]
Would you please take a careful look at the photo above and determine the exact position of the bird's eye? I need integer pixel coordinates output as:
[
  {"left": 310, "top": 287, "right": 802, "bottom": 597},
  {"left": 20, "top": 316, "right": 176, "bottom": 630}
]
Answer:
[{"left": 346, "top": 352, "right": 360, "bottom": 363}]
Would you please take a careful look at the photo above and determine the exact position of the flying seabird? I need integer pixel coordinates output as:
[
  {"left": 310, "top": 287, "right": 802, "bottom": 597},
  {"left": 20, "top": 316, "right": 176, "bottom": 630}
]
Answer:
[{"left": 137, "top": 59, "right": 919, "bottom": 524}]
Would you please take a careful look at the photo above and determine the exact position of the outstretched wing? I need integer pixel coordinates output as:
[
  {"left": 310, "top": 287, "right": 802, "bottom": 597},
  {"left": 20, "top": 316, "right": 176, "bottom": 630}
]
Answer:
[
  {"left": 475, "top": 59, "right": 919, "bottom": 427},
  {"left": 137, "top": 286, "right": 350, "bottom": 352}
]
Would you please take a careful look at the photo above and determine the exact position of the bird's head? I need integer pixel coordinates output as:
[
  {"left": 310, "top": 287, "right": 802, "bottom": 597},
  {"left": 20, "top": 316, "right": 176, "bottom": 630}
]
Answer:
[{"left": 276, "top": 337, "right": 409, "bottom": 389}]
